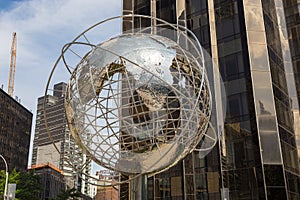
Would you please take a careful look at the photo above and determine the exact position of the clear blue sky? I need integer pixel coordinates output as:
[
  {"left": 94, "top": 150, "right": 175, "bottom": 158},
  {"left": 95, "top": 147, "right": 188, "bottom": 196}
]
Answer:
[{"left": 0, "top": 0, "right": 23, "bottom": 10}]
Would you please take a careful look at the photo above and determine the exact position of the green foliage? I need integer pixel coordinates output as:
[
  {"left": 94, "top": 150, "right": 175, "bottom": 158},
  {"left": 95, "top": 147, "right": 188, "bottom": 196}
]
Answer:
[
  {"left": 52, "top": 188, "right": 81, "bottom": 200},
  {"left": 16, "top": 170, "right": 43, "bottom": 200},
  {"left": 0, "top": 169, "right": 21, "bottom": 199},
  {"left": 0, "top": 169, "right": 43, "bottom": 200}
]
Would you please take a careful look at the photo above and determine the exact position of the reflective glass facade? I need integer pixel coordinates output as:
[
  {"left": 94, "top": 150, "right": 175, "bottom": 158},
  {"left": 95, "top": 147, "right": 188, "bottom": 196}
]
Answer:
[
  {"left": 122, "top": 0, "right": 300, "bottom": 199},
  {"left": 284, "top": 0, "right": 300, "bottom": 180}
]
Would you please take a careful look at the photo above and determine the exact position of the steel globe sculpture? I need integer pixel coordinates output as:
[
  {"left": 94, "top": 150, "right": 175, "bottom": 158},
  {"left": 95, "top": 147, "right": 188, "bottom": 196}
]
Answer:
[{"left": 45, "top": 15, "right": 217, "bottom": 183}]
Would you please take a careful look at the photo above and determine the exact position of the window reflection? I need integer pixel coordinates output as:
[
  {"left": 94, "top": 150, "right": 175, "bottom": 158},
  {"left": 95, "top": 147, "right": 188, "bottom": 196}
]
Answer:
[
  {"left": 260, "top": 131, "right": 282, "bottom": 164},
  {"left": 244, "top": 5, "right": 265, "bottom": 31},
  {"left": 258, "top": 116, "right": 276, "bottom": 131},
  {"left": 254, "top": 88, "right": 275, "bottom": 115},
  {"left": 248, "top": 44, "right": 270, "bottom": 71},
  {"left": 247, "top": 31, "right": 266, "bottom": 44}
]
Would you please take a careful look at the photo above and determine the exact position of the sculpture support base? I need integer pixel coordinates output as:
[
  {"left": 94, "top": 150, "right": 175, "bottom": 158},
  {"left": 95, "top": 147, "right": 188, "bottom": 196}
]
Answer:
[{"left": 129, "top": 175, "right": 147, "bottom": 200}]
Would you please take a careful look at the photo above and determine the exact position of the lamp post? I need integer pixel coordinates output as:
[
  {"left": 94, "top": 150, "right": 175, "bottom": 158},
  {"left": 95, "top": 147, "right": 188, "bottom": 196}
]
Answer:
[{"left": 0, "top": 155, "right": 8, "bottom": 200}]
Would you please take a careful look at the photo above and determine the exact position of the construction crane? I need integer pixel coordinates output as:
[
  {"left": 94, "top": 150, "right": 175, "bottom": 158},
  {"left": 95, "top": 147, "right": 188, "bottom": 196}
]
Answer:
[{"left": 8, "top": 32, "right": 17, "bottom": 97}]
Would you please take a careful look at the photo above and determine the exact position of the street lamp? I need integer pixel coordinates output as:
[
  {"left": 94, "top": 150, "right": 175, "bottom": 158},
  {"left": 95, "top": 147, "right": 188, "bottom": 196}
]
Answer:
[{"left": 0, "top": 154, "right": 8, "bottom": 200}]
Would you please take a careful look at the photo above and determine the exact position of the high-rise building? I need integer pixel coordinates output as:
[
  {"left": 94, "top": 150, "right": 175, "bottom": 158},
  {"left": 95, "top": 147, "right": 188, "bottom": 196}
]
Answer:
[
  {"left": 283, "top": 0, "right": 300, "bottom": 166},
  {"left": 0, "top": 88, "right": 32, "bottom": 172},
  {"left": 122, "top": 0, "right": 300, "bottom": 199},
  {"left": 31, "top": 82, "right": 92, "bottom": 196}
]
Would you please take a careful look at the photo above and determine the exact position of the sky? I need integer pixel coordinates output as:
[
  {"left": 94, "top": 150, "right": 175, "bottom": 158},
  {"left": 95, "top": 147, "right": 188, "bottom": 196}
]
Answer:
[{"left": 0, "top": 0, "right": 121, "bottom": 171}]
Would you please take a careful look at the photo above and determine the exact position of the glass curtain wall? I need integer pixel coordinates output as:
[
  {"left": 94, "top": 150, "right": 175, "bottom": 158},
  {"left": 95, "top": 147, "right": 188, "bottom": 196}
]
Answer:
[
  {"left": 213, "top": 0, "right": 265, "bottom": 199},
  {"left": 122, "top": 0, "right": 300, "bottom": 199}
]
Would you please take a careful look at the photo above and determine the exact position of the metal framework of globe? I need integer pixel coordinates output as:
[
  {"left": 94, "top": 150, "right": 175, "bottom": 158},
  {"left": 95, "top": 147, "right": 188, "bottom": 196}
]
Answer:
[{"left": 44, "top": 15, "right": 217, "bottom": 184}]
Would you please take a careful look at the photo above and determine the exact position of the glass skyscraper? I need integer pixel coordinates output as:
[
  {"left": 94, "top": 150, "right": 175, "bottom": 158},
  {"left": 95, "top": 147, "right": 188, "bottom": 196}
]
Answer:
[{"left": 122, "top": 0, "right": 300, "bottom": 199}]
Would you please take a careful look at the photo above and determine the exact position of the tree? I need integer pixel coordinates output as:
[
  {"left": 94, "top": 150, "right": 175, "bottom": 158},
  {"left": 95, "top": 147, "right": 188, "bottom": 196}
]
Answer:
[
  {"left": 54, "top": 188, "right": 81, "bottom": 200},
  {"left": 0, "top": 169, "right": 43, "bottom": 200},
  {"left": 16, "top": 170, "right": 43, "bottom": 200},
  {"left": 0, "top": 169, "right": 21, "bottom": 199}
]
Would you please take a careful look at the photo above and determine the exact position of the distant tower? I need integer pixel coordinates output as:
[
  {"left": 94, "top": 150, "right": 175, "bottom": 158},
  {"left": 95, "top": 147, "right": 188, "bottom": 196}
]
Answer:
[{"left": 31, "top": 82, "right": 92, "bottom": 196}]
